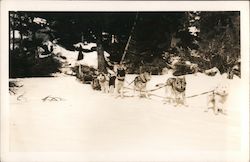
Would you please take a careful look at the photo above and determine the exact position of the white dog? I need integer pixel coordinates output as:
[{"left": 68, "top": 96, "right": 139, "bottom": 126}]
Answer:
[
  {"left": 97, "top": 73, "right": 109, "bottom": 93},
  {"left": 205, "top": 82, "right": 229, "bottom": 115}
]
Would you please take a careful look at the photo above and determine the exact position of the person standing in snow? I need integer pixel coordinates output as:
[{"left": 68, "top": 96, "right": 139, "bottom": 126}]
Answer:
[{"left": 77, "top": 44, "right": 84, "bottom": 61}]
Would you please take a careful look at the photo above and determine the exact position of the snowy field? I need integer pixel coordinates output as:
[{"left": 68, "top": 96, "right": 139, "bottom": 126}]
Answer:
[{"left": 9, "top": 72, "right": 243, "bottom": 156}]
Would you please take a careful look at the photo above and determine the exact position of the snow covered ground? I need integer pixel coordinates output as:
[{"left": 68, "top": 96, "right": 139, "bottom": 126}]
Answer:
[
  {"left": 9, "top": 72, "right": 244, "bottom": 156},
  {"left": 52, "top": 42, "right": 110, "bottom": 69}
]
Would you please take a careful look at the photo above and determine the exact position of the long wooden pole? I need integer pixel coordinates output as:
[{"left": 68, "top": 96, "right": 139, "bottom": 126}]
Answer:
[{"left": 120, "top": 12, "right": 139, "bottom": 64}]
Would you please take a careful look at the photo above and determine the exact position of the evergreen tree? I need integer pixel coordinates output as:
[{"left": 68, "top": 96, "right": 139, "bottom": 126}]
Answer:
[{"left": 198, "top": 12, "right": 240, "bottom": 73}]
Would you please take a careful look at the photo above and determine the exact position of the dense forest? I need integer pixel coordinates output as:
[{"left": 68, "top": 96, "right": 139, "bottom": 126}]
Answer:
[{"left": 9, "top": 11, "right": 240, "bottom": 78}]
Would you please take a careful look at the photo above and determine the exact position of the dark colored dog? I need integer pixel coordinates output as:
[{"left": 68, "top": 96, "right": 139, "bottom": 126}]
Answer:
[
  {"left": 91, "top": 76, "right": 101, "bottom": 90},
  {"left": 109, "top": 75, "right": 116, "bottom": 93}
]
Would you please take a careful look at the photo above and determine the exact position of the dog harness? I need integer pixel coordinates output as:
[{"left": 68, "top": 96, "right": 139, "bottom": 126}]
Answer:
[
  {"left": 117, "top": 68, "right": 125, "bottom": 81},
  {"left": 214, "top": 91, "right": 228, "bottom": 97},
  {"left": 138, "top": 74, "right": 148, "bottom": 83},
  {"left": 117, "top": 78, "right": 125, "bottom": 81}
]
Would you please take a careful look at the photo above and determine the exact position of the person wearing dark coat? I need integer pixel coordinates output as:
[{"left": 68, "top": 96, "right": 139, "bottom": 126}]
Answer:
[{"left": 77, "top": 45, "right": 84, "bottom": 61}]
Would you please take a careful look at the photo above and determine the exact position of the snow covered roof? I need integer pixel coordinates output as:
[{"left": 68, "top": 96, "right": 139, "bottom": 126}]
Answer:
[
  {"left": 73, "top": 42, "right": 97, "bottom": 50},
  {"left": 33, "top": 17, "right": 47, "bottom": 25}
]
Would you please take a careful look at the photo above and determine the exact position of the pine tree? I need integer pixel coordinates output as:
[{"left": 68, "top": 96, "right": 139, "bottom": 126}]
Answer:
[{"left": 198, "top": 12, "right": 240, "bottom": 73}]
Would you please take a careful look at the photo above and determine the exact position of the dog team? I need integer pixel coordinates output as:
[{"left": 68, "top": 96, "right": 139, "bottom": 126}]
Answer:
[
  {"left": 95, "top": 63, "right": 126, "bottom": 98},
  {"left": 96, "top": 63, "right": 154, "bottom": 99},
  {"left": 93, "top": 63, "right": 229, "bottom": 115}
]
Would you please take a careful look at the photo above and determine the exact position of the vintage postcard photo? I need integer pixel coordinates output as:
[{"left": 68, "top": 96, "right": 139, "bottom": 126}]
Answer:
[{"left": 1, "top": 1, "right": 249, "bottom": 162}]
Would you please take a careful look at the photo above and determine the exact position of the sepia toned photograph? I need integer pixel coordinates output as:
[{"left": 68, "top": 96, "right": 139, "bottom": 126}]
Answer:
[{"left": 1, "top": 1, "right": 249, "bottom": 162}]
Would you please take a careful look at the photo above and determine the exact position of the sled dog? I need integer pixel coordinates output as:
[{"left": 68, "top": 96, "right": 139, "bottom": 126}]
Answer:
[
  {"left": 115, "top": 64, "right": 126, "bottom": 98},
  {"left": 109, "top": 75, "right": 116, "bottom": 94},
  {"left": 97, "top": 72, "right": 109, "bottom": 93},
  {"left": 91, "top": 76, "right": 101, "bottom": 90},
  {"left": 205, "top": 83, "right": 229, "bottom": 115},
  {"left": 134, "top": 71, "right": 151, "bottom": 98},
  {"left": 165, "top": 76, "right": 187, "bottom": 106},
  {"left": 107, "top": 67, "right": 116, "bottom": 94}
]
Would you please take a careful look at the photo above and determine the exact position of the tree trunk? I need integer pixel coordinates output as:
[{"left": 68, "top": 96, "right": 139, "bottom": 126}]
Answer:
[
  {"left": 20, "top": 32, "right": 23, "bottom": 54},
  {"left": 12, "top": 30, "right": 15, "bottom": 51},
  {"left": 81, "top": 32, "right": 84, "bottom": 42},
  {"left": 97, "top": 42, "right": 107, "bottom": 73}
]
